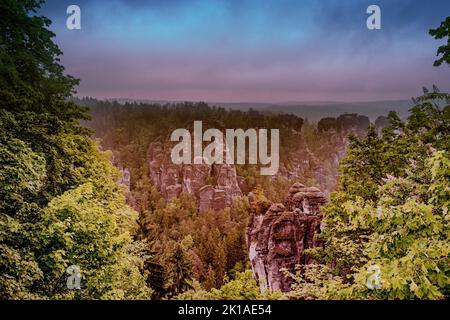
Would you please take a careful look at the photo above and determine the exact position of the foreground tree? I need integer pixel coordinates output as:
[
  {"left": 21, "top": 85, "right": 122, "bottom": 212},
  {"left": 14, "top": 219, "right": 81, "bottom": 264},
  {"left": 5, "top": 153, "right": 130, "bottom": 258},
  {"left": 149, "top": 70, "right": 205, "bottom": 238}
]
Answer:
[
  {"left": 0, "top": 0, "right": 150, "bottom": 299},
  {"left": 294, "top": 89, "right": 450, "bottom": 299}
]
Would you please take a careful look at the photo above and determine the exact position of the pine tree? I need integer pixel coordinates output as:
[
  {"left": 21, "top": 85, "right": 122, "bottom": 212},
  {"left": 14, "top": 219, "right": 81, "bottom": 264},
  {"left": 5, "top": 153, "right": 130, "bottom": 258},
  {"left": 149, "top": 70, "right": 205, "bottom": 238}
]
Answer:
[
  {"left": 167, "top": 244, "right": 193, "bottom": 296},
  {"left": 204, "top": 265, "right": 217, "bottom": 291},
  {"left": 144, "top": 254, "right": 166, "bottom": 299}
]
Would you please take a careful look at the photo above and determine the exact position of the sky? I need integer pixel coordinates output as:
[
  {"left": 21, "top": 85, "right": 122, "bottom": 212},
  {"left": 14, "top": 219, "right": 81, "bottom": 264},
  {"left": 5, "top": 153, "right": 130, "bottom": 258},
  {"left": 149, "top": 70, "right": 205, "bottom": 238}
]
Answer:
[{"left": 39, "top": 0, "right": 450, "bottom": 102}]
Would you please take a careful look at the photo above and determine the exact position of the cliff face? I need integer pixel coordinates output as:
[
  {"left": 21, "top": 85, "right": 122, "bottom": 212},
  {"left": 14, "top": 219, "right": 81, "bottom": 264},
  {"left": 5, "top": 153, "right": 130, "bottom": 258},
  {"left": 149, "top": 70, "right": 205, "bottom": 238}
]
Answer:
[
  {"left": 247, "top": 183, "right": 327, "bottom": 292},
  {"left": 147, "top": 141, "right": 243, "bottom": 211},
  {"left": 277, "top": 136, "right": 318, "bottom": 179},
  {"left": 275, "top": 113, "right": 371, "bottom": 196}
]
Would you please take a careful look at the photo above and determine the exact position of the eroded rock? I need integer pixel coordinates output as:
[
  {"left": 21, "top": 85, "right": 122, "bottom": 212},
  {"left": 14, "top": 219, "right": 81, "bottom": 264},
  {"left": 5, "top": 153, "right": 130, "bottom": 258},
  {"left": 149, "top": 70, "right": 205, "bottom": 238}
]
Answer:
[
  {"left": 247, "top": 183, "right": 327, "bottom": 292},
  {"left": 147, "top": 141, "right": 243, "bottom": 211}
]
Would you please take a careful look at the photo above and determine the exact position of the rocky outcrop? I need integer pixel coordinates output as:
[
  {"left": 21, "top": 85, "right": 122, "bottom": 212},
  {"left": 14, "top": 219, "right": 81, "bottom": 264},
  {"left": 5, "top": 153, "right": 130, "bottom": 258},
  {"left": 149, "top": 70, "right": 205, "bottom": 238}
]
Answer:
[
  {"left": 336, "top": 113, "right": 370, "bottom": 138},
  {"left": 318, "top": 113, "right": 370, "bottom": 138},
  {"left": 147, "top": 141, "right": 242, "bottom": 211},
  {"left": 277, "top": 133, "right": 319, "bottom": 180},
  {"left": 247, "top": 183, "right": 327, "bottom": 292}
]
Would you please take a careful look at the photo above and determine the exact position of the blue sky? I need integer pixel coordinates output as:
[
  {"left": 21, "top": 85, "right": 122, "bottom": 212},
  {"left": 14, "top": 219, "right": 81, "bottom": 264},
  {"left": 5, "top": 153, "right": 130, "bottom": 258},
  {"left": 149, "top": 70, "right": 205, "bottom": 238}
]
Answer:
[{"left": 40, "top": 0, "right": 450, "bottom": 102}]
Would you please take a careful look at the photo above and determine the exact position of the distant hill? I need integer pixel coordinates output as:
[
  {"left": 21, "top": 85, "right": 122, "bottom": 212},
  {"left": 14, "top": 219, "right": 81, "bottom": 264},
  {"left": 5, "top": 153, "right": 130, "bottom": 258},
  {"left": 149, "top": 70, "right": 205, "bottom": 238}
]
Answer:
[
  {"left": 78, "top": 97, "right": 413, "bottom": 122},
  {"left": 213, "top": 100, "right": 413, "bottom": 122}
]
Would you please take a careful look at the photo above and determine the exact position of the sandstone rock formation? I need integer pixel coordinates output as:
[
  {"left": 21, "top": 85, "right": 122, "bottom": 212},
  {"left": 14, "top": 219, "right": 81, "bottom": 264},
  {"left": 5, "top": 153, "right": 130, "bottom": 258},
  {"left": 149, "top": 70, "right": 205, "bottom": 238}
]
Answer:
[
  {"left": 247, "top": 183, "right": 327, "bottom": 292},
  {"left": 318, "top": 113, "right": 370, "bottom": 138},
  {"left": 147, "top": 141, "right": 243, "bottom": 211},
  {"left": 277, "top": 113, "right": 370, "bottom": 196}
]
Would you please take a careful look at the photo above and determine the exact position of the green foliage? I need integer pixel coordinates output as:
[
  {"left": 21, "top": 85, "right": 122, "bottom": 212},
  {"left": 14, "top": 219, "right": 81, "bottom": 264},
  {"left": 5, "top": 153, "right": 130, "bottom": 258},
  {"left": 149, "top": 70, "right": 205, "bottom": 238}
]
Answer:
[
  {"left": 339, "top": 126, "right": 386, "bottom": 201},
  {"left": 408, "top": 90, "right": 450, "bottom": 151},
  {"left": 139, "top": 193, "right": 250, "bottom": 297},
  {"left": 284, "top": 264, "right": 349, "bottom": 300},
  {"left": 167, "top": 243, "right": 194, "bottom": 297},
  {"left": 111, "top": 241, "right": 154, "bottom": 300},
  {"left": 430, "top": 16, "right": 450, "bottom": 67},
  {"left": 33, "top": 179, "right": 151, "bottom": 299},
  {"left": 0, "top": 135, "right": 46, "bottom": 211},
  {"left": 294, "top": 90, "right": 450, "bottom": 300},
  {"left": 341, "top": 151, "right": 448, "bottom": 300},
  {"left": 176, "top": 270, "right": 284, "bottom": 300},
  {"left": 0, "top": 0, "right": 150, "bottom": 299},
  {"left": 292, "top": 152, "right": 450, "bottom": 300},
  {"left": 0, "top": 0, "right": 79, "bottom": 102},
  {"left": 0, "top": 137, "right": 152, "bottom": 299}
]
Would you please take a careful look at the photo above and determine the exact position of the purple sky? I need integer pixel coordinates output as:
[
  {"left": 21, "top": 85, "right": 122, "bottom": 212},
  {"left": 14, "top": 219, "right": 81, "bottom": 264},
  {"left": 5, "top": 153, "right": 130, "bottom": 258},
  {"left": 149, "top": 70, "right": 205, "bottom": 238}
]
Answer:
[{"left": 41, "top": 0, "right": 450, "bottom": 102}]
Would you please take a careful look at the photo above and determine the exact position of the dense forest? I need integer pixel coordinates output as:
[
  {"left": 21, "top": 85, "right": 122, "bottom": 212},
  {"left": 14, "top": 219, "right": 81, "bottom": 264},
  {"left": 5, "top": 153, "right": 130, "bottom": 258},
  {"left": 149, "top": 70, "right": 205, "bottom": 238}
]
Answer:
[
  {"left": 80, "top": 99, "right": 309, "bottom": 297},
  {"left": 1, "top": 0, "right": 449, "bottom": 300}
]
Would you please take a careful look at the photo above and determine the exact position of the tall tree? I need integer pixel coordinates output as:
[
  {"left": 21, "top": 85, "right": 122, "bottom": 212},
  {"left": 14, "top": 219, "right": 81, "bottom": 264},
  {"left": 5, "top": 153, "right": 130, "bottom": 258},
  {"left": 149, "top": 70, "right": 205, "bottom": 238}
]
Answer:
[
  {"left": 0, "top": 0, "right": 150, "bottom": 299},
  {"left": 167, "top": 244, "right": 193, "bottom": 296}
]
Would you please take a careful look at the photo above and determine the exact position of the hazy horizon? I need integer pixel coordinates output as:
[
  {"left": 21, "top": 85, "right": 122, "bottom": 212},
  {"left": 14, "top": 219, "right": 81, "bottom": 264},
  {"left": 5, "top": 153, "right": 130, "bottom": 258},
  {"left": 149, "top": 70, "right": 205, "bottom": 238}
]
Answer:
[{"left": 78, "top": 95, "right": 413, "bottom": 105}]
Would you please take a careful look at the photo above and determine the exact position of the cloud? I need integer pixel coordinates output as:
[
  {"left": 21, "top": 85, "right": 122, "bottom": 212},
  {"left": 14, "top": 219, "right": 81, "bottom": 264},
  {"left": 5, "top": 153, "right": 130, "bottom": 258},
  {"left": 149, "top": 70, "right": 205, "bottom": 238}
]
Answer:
[{"left": 40, "top": 0, "right": 450, "bottom": 101}]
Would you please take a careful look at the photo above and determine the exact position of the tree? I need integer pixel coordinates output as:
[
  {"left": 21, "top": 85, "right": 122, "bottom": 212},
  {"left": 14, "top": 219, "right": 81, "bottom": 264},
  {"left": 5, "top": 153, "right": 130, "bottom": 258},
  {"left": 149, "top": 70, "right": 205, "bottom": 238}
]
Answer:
[
  {"left": 300, "top": 89, "right": 450, "bottom": 300},
  {"left": 0, "top": 0, "right": 79, "bottom": 103},
  {"left": 339, "top": 126, "right": 386, "bottom": 201},
  {"left": 144, "top": 254, "right": 167, "bottom": 299},
  {"left": 338, "top": 151, "right": 449, "bottom": 300},
  {"left": 291, "top": 150, "right": 449, "bottom": 300},
  {"left": 0, "top": 0, "right": 150, "bottom": 299},
  {"left": 407, "top": 90, "right": 450, "bottom": 151},
  {"left": 167, "top": 244, "right": 193, "bottom": 296},
  {"left": 204, "top": 265, "right": 217, "bottom": 291},
  {"left": 430, "top": 17, "right": 450, "bottom": 67}
]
